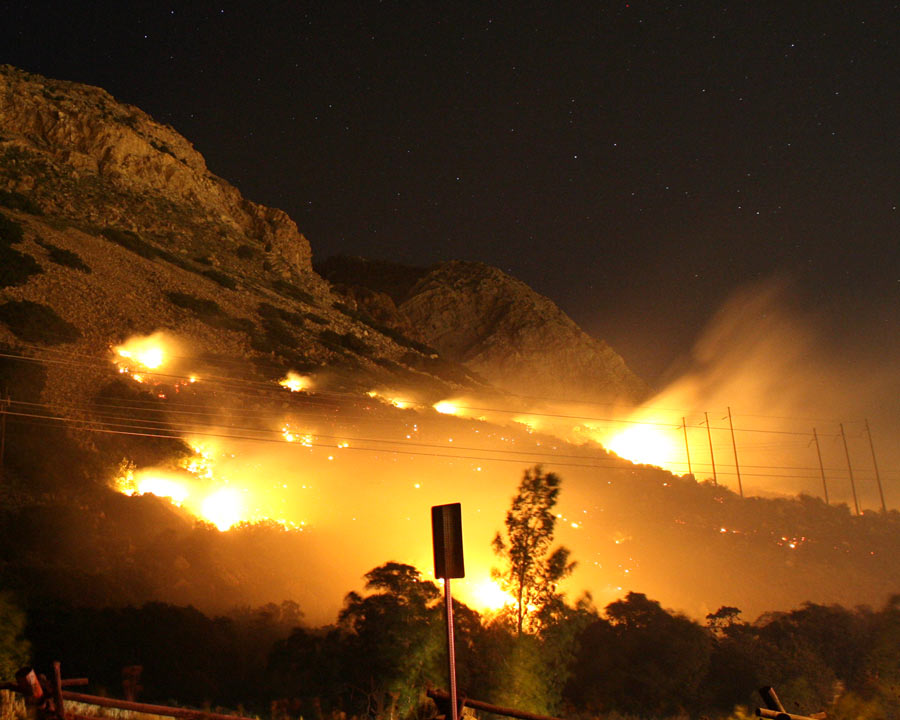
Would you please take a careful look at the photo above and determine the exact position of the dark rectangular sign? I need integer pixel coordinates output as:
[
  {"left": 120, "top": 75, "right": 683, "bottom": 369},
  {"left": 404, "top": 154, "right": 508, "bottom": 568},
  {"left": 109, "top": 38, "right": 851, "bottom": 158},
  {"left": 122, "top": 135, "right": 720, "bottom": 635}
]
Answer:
[{"left": 431, "top": 503, "right": 465, "bottom": 579}]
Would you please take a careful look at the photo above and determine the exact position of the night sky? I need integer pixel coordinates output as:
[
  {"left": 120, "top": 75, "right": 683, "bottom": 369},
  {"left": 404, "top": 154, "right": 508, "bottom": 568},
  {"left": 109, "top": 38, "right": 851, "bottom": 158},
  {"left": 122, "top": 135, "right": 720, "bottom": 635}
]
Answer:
[{"left": 3, "top": 1, "right": 898, "bottom": 381}]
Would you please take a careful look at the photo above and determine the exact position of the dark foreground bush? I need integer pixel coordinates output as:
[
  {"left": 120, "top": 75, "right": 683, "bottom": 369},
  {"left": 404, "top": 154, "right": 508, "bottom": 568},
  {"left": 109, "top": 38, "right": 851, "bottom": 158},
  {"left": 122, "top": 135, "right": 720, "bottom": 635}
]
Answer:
[
  {"left": 101, "top": 227, "right": 158, "bottom": 259},
  {"left": 36, "top": 240, "right": 91, "bottom": 273},
  {"left": 165, "top": 292, "right": 255, "bottom": 334},
  {"left": 0, "top": 300, "right": 81, "bottom": 344},
  {"left": 319, "top": 329, "right": 370, "bottom": 356},
  {"left": 0, "top": 212, "right": 25, "bottom": 245},
  {"left": 0, "top": 189, "right": 42, "bottom": 214},
  {"left": 0, "top": 245, "right": 43, "bottom": 287}
]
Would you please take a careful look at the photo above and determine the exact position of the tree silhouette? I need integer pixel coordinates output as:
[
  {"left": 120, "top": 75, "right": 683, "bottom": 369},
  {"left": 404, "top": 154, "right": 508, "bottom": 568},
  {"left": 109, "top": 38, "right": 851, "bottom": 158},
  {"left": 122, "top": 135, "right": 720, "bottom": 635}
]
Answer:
[
  {"left": 492, "top": 466, "right": 575, "bottom": 636},
  {"left": 338, "top": 562, "right": 443, "bottom": 720}
]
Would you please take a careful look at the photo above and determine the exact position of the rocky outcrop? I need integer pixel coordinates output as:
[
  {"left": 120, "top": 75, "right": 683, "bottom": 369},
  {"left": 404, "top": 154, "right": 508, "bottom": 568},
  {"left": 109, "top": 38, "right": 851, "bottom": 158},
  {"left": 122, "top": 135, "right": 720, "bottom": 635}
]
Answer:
[
  {"left": 319, "top": 257, "right": 649, "bottom": 403},
  {"left": 0, "top": 65, "right": 311, "bottom": 277},
  {"left": 401, "top": 262, "right": 648, "bottom": 403}
]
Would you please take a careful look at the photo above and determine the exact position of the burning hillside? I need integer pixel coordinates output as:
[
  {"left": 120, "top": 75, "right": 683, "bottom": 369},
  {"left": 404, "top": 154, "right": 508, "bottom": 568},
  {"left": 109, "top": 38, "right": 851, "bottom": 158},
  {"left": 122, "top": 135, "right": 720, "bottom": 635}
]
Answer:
[
  {"left": 4, "top": 324, "right": 894, "bottom": 622},
  {"left": 0, "top": 66, "right": 896, "bottom": 625}
]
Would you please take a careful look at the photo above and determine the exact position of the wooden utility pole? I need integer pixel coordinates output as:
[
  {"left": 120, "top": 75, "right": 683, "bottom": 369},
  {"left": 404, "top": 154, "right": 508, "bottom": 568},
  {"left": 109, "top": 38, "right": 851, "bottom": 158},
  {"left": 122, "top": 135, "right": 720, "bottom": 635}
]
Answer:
[
  {"left": 865, "top": 419, "right": 887, "bottom": 513},
  {"left": 812, "top": 428, "right": 828, "bottom": 505},
  {"left": 727, "top": 407, "right": 743, "bottom": 498},
  {"left": 839, "top": 423, "right": 860, "bottom": 516},
  {"left": 682, "top": 417, "right": 693, "bottom": 477},
  {"left": 704, "top": 411, "right": 717, "bottom": 486}
]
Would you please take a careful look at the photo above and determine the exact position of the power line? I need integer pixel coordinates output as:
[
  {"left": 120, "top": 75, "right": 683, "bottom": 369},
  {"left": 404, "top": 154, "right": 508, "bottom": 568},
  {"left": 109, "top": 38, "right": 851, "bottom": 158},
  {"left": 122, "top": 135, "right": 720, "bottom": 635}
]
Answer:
[
  {"left": 0, "top": 346, "right": 855, "bottom": 436},
  {"left": 0, "top": 347, "right": 895, "bottom": 488}
]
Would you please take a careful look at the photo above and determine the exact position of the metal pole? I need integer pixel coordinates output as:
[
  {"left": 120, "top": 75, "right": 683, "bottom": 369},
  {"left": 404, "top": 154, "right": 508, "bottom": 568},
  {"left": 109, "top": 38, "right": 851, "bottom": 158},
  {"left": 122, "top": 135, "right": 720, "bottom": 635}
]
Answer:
[
  {"left": 727, "top": 407, "right": 743, "bottom": 498},
  {"left": 704, "top": 411, "right": 717, "bottom": 486},
  {"left": 682, "top": 417, "right": 692, "bottom": 477},
  {"left": 444, "top": 578, "right": 458, "bottom": 720},
  {"left": 812, "top": 428, "right": 828, "bottom": 505},
  {"left": 865, "top": 419, "right": 887, "bottom": 513},
  {"left": 839, "top": 423, "right": 860, "bottom": 516}
]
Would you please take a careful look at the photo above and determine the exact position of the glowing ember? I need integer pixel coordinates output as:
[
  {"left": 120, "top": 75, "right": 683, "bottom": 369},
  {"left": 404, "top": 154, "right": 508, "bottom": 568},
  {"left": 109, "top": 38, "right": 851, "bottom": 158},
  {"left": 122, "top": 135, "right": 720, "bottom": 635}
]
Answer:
[
  {"left": 279, "top": 372, "right": 312, "bottom": 393},
  {"left": 281, "top": 425, "right": 313, "bottom": 446},
  {"left": 183, "top": 444, "right": 215, "bottom": 479}
]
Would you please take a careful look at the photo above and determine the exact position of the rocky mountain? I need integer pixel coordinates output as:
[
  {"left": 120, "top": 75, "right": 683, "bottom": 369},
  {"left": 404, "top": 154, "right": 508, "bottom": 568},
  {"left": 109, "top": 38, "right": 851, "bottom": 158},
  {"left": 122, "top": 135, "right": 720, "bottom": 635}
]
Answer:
[
  {"left": 318, "top": 256, "right": 648, "bottom": 403},
  {"left": 0, "top": 64, "right": 646, "bottom": 407}
]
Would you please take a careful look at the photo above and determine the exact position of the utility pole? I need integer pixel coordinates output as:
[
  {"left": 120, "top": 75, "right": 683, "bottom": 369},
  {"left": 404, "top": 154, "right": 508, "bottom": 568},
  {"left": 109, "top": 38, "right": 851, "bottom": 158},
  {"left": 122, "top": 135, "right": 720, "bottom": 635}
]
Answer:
[
  {"left": 865, "top": 419, "right": 887, "bottom": 513},
  {"left": 704, "top": 411, "right": 717, "bottom": 486},
  {"left": 682, "top": 417, "right": 693, "bottom": 477},
  {"left": 839, "top": 423, "right": 860, "bottom": 516},
  {"left": 727, "top": 407, "right": 743, "bottom": 498},
  {"left": 812, "top": 428, "right": 828, "bottom": 505}
]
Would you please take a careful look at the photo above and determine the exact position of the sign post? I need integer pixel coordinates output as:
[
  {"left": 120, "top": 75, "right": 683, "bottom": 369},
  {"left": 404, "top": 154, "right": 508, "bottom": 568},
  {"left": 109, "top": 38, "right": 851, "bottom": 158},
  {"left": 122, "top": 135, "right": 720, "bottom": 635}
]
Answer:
[{"left": 431, "top": 503, "right": 465, "bottom": 720}]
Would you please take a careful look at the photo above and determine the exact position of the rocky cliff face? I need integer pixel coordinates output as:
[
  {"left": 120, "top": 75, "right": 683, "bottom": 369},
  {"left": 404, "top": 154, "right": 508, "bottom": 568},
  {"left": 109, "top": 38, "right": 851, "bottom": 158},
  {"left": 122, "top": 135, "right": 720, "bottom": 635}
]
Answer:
[{"left": 318, "top": 257, "right": 649, "bottom": 403}]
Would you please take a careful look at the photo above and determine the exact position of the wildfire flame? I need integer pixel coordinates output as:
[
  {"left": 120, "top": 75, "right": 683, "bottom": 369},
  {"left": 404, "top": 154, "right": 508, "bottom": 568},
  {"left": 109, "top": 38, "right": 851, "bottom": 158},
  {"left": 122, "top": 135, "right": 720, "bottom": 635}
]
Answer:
[
  {"left": 465, "top": 578, "right": 515, "bottom": 612},
  {"left": 201, "top": 488, "right": 243, "bottom": 531},
  {"left": 367, "top": 389, "right": 412, "bottom": 409},
  {"left": 113, "top": 441, "right": 302, "bottom": 532},
  {"left": 279, "top": 372, "right": 313, "bottom": 393},
  {"left": 111, "top": 332, "right": 201, "bottom": 388},
  {"left": 603, "top": 424, "right": 682, "bottom": 473},
  {"left": 114, "top": 332, "right": 173, "bottom": 372}
]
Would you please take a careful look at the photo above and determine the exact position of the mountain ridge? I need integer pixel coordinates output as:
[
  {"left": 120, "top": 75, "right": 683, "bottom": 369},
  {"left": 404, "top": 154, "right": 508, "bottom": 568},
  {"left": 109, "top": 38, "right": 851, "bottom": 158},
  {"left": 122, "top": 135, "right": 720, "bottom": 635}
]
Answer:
[{"left": 318, "top": 255, "right": 649, "bottom": 403}]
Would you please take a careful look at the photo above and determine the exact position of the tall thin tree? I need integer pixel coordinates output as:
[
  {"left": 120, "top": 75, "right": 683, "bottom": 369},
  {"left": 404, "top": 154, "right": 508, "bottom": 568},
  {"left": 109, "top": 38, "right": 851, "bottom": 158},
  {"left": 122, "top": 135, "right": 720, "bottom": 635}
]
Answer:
[{"left": 492, "top": 465, "right": 575, "bottom": 635}]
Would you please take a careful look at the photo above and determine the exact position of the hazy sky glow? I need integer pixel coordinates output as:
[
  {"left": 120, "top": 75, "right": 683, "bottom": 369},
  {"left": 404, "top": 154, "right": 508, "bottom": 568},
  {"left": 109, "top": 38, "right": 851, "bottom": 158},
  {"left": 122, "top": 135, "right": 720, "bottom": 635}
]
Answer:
[{"left": 3, "top": 1, "right": 897, "bottom": 380}]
